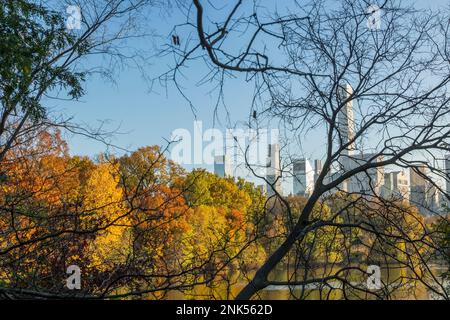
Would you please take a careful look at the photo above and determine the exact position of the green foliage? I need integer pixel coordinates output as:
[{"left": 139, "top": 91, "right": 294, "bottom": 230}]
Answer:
[{"left": 0, "top": 0, "right": 85, "bottom": 120}]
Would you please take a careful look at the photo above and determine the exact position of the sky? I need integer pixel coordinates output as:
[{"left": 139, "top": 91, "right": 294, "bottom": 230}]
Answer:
[
  {"left": 55, "top": 7, "right": 251, "bottom": 156},
  {"left": 45, "top": 0, "right": 450, "bottom": 192}
]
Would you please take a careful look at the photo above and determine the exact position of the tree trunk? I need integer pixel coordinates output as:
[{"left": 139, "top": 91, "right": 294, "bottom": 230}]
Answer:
[{"left": 236, "top": 193, "right": 319, "bottom": 299}]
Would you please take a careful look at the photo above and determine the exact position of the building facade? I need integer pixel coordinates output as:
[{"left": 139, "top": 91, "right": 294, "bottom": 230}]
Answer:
[
  {"left": 293, "top": 158, "right": 315, "bottom": 197},
  {"left": 267, "top": 144, "right": 282, "bottom": 196},
  {"left": 214, "top": 155, "right": 232, "bottom": 177},
  {"left": 383, "top": 171, "right": 410, "bottom": 201},
  {"left": 337, "top": 84, "right": 356, "bottom": 156}
]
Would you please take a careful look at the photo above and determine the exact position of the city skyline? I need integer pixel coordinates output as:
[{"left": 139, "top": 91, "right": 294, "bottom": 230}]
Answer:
[{"left": 211, "top": 84, "right": 450, "bottom": 215}]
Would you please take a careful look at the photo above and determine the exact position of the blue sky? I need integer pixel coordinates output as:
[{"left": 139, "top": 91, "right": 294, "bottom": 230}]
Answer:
[
  {"left": 49, "top": 0, "right": 449, "bottom": 179},
  {"left": 52, "top": 1, "right": 262, "bottom": 160}
]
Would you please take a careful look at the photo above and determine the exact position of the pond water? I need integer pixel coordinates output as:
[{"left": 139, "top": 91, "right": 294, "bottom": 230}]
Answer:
[{"left": 166, "top": 264, "right": 449, "bottom": 300}]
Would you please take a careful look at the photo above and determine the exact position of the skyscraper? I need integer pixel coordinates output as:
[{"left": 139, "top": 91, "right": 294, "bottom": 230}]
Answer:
[
  {"left": 267, "top": 143, "right": 282, "bottom": 196},
  {"left": 425, "top": 183, "right": 441, "bottom": 214},
  {"left": 383, "top": 171, "right": 410, "bottom": 201},
  {"left": 314, "top": 159, "right": 323, "bottom": 184},
  {"left": 337, "top": 84, "right": 356, "bottom": 157},
  {"left": 336, "top": 84, "right": 357, "bottom": 193},
  {"left": 214, "top": 155, "right": 232, "bottom": 177},
  {"left": 293, "top": 158, "right": 314, "bottom": 197},
  {"left": 346, "top": 153, "right": 385, "bottom": 196},
  {"left": 410, "top": 165, "right": 430, "bottom": 214}
]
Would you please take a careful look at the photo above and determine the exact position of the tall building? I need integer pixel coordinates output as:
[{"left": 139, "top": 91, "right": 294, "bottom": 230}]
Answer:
[
  {"left": 267, "top": 144, "right": 282, "bottom": 196},
  {"left": 293, "top": 158, "right": 314, "bottom": 197},
  {"left": 314, "top": 159, "right": 323, "bottom": 184},
  {"left": 337, "top": 84, "right": 356, "bottom": 157},
  {"left": 336, "top": 83, "right": 358, "bottom": 193},
  {"left": 214, "top": 155, "right": 232, "bottom": 177},
  {"left": 409, "top": 164, "right": 445, "bottom": 215},
  {"left": 346, "top": 153, "right": 385, "bottom": 196},
  {"left": 383, "top": 171, "right": 410, "bottom": 201},
  {"left": 425, "top": 183, "right": 441, "bottom": 214},
  {"left": 410, "top": 165, "right": 428, "bottom": 210},
  {"left": 331, "top": 84, "right": 386, "bottom": 197}
]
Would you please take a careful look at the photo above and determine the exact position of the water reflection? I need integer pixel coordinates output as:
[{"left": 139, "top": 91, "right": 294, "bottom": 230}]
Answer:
[{"left": 166, "top": 264, "right": 448, "bottom": 300}]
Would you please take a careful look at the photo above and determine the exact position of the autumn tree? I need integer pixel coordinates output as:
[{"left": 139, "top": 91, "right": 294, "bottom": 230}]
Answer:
[
  {"left": 169, "top": 0, "right": 450, "bottom": 299},
  {"left": 179, "top": 170, "right": 266, "bottom": 298},
  {"left": 0, "top": 0, "right": 167, "bottom": 298}
]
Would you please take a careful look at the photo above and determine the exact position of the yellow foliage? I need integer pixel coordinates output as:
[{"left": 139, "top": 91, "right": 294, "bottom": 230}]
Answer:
[{"left": 83, "top": 163, "right": 131, "bottom": 271}]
